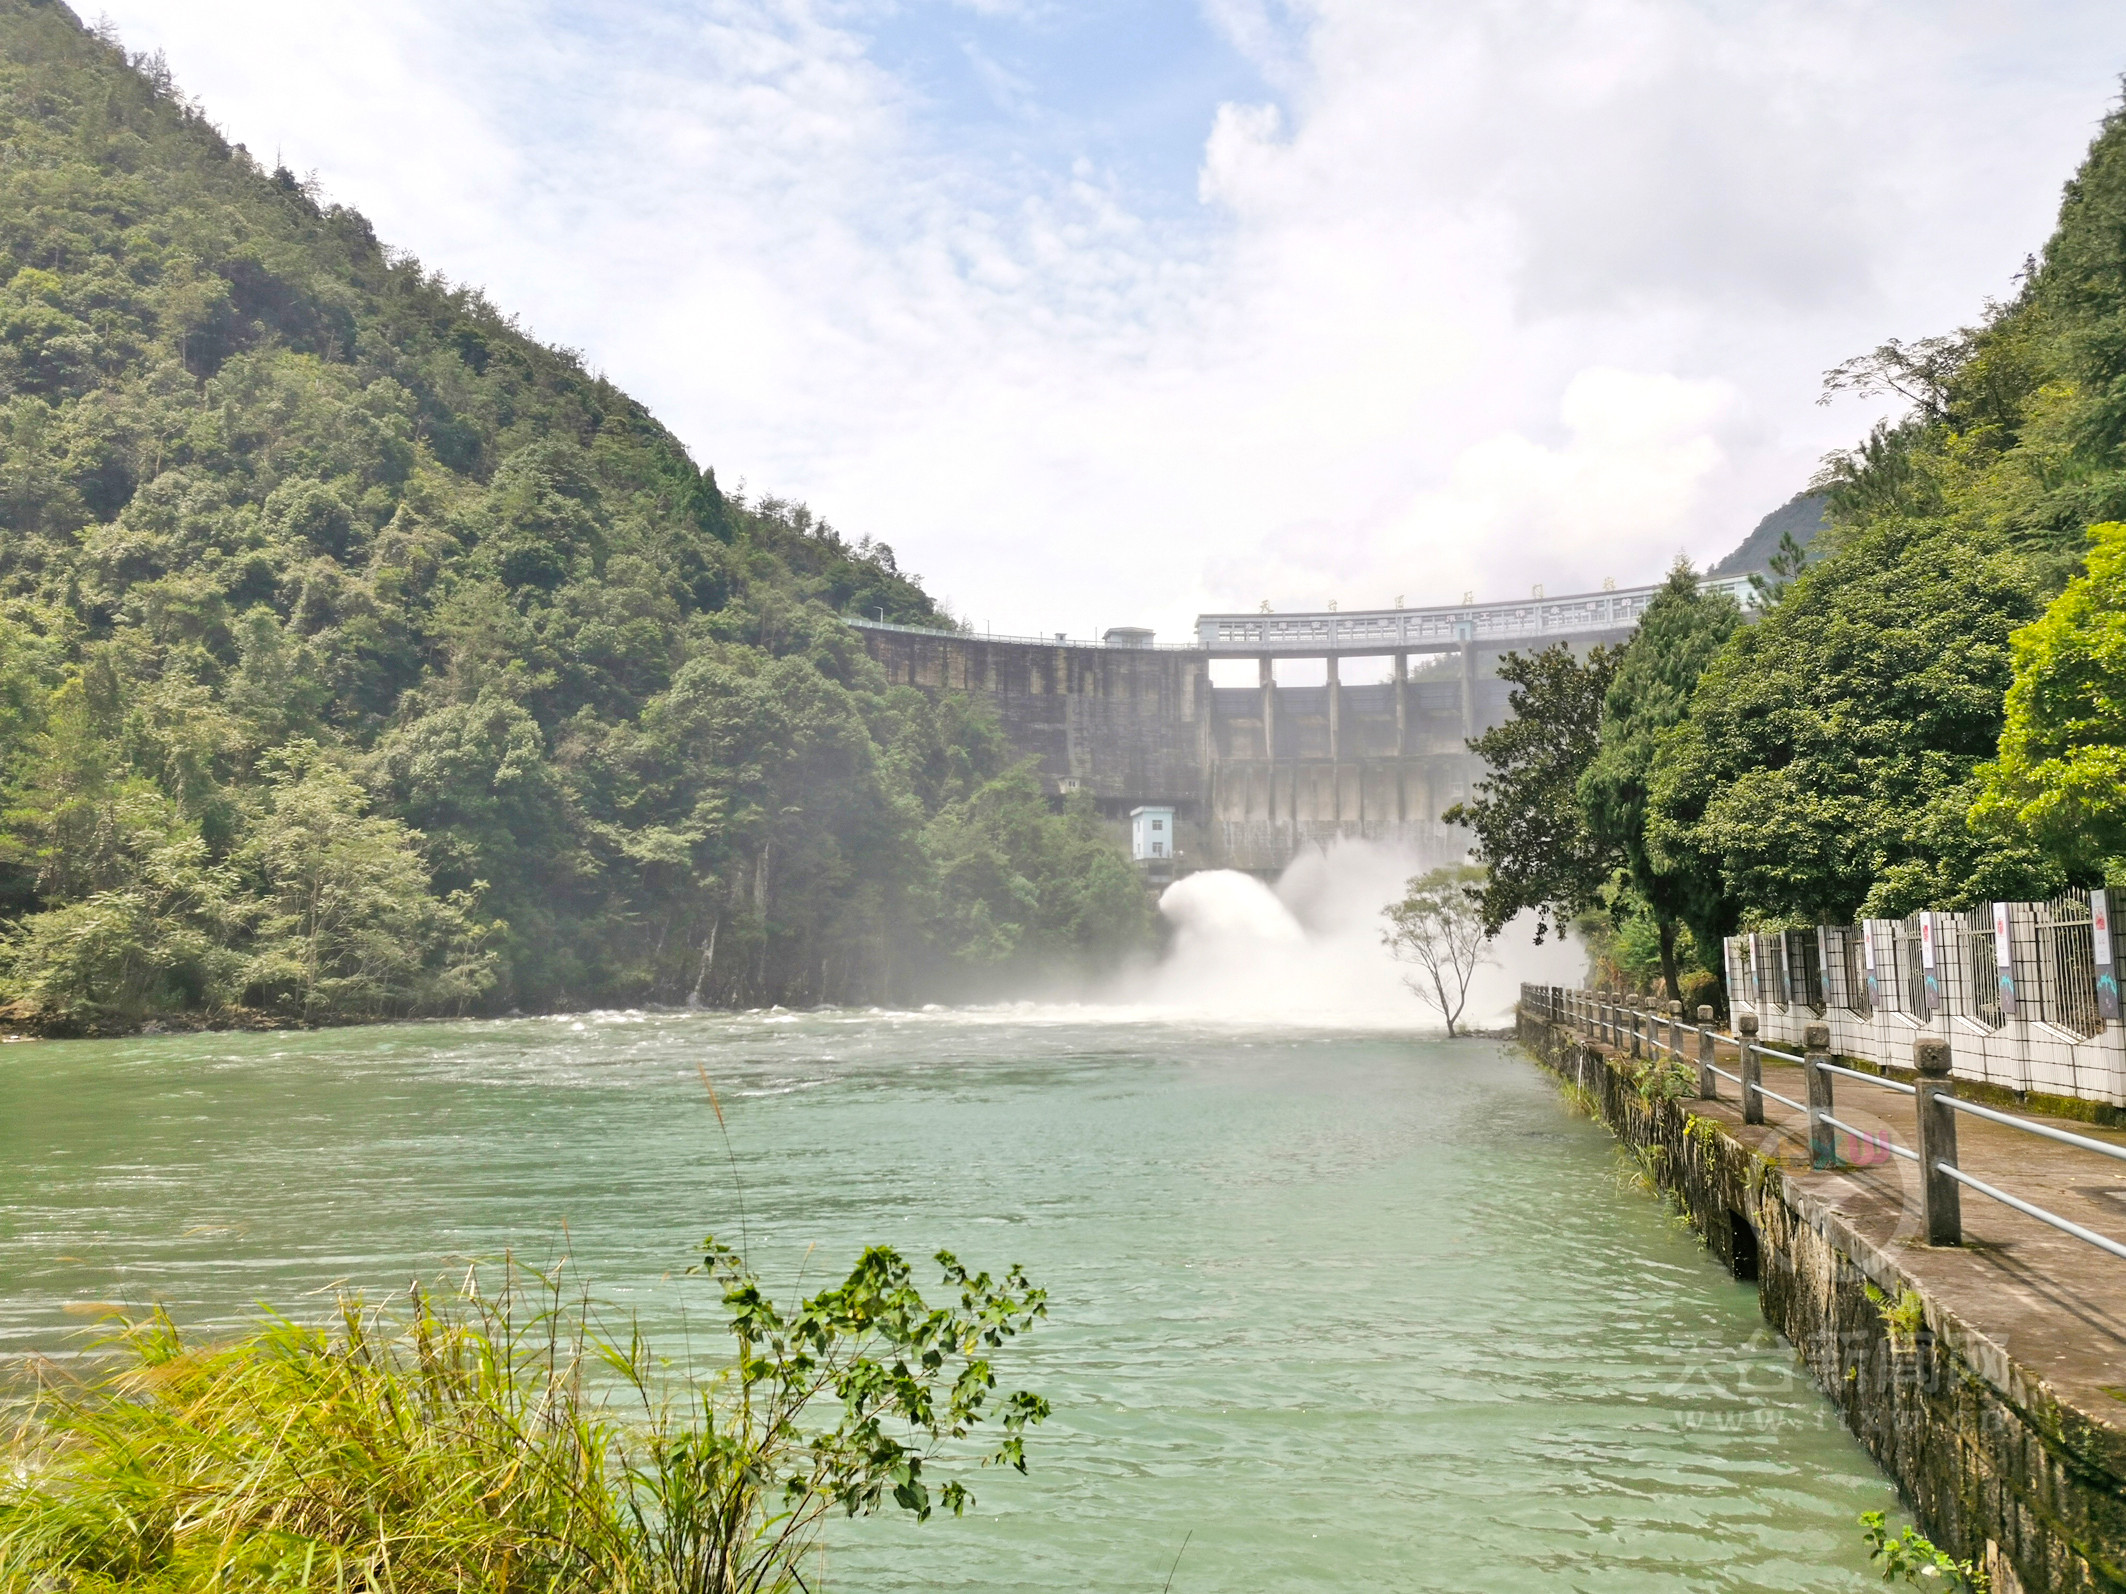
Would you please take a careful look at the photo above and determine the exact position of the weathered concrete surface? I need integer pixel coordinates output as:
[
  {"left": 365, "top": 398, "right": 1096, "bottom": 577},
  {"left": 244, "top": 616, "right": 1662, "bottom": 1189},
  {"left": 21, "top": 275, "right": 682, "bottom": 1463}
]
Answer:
[
  {"left": 1518, "top": 1008, "right": 2126, "bottom": 1594},
  {"left": 855, "top": 625, "right": 1497, "bottom": 872}
]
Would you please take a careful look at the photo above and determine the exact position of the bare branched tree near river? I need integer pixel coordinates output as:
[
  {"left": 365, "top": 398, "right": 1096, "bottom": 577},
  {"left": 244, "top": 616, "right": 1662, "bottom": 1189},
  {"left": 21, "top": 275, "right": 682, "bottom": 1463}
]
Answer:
[{"left": 1382, "top": 864, "right": 1494, "bottom": 1037}]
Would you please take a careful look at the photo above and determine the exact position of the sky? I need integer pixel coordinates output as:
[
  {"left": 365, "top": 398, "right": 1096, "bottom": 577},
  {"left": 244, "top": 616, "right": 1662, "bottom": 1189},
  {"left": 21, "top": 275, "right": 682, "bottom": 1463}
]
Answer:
[{"left": 92, "top": 0, "right": 2126, "bottom": 642}]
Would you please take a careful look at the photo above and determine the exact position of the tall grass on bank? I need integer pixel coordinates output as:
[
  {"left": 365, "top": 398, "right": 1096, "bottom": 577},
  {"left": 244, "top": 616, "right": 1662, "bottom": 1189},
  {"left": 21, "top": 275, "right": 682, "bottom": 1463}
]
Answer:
[{"left": 0, "top": 1243, "right": 1049, "bottom": 1593}]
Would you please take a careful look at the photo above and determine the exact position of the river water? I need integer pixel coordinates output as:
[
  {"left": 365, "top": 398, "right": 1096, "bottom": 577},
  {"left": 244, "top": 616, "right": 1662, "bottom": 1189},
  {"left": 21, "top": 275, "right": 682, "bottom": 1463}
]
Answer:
[{"left": 0, "top": 1007, "right": 1902, "bottom": 1590}]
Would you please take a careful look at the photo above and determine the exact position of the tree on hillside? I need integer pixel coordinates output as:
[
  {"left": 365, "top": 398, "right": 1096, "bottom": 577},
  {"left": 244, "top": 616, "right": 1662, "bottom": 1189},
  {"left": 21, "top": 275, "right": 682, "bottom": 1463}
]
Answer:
[
  {"left": 1382, "top": 864, "right": 1493, "bottom": 1037},
  {"left": 244, "top": 748, "right": 497, "bottom": 1020},
  {"left": 1577, "top": 561, "right": 1739, "bottom": 1001},
  {"left": 1972, "top": 520, "right": 2126, "bottom": 880},
  {"left": 1443, "top": 642, "right": 1619, "bottom": 942},
  {"left": 1645, "top": 518, "right": 2057, "bottom": 934}
]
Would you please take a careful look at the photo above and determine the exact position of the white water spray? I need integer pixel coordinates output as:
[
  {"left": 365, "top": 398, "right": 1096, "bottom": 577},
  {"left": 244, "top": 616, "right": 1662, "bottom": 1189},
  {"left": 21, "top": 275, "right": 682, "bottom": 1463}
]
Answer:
[{"left": 1117, "top": 839, "right": 1584, "bottom": 1032}]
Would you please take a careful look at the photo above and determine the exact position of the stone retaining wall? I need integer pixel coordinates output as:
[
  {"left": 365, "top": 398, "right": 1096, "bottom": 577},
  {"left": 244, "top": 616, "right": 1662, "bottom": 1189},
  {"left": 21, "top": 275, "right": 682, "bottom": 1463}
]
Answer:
[{"left": 1517, "top": 1009, "right": 2126, "bottom": 1594}]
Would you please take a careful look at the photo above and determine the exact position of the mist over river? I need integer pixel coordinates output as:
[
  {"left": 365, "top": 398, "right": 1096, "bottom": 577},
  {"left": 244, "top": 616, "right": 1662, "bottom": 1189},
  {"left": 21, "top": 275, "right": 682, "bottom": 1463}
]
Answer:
[{"left": 1, "top": 1007, "right": 1904, "bottom": 1590}]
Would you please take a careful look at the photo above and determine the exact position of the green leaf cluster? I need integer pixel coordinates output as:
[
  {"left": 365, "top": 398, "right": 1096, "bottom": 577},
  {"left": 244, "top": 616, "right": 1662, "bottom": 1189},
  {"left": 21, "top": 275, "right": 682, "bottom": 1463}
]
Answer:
[
  {"left": 1858, "top": 1511, "right": 1988, "bottom": 1592},
  {"left": 1972, "top": 520, "right": 2126, "bottom": 879},
  {"left": 0, "top": 4, "right": 1149, "bottom": 1030}
]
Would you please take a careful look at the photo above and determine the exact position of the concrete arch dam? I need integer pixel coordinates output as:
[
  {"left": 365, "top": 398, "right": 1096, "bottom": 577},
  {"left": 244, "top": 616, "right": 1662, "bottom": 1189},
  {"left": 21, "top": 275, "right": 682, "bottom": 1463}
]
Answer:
[{"left": 853, "top": 575, "right": 1754, "bottom": 876}]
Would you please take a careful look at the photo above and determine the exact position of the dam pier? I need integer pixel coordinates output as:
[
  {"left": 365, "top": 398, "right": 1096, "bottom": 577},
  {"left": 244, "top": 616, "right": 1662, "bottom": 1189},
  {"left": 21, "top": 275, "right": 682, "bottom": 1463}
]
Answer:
[{"left": 853, "top": 576, "right": 1754, "bottom": 876}]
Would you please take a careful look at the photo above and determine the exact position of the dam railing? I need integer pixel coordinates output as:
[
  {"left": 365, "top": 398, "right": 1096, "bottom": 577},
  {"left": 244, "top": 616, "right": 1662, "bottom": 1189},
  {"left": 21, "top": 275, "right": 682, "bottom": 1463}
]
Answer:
[{"left": 1522, "top": 985, "right": 2126, "bottom": 1262}]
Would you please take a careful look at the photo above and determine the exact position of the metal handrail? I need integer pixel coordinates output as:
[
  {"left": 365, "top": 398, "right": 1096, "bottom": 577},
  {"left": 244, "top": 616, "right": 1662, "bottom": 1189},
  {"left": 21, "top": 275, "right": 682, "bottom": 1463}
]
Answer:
[
  {"left": 1938, "top": 1166, "right": 2126, "bottom": 1262},
  {"left": 1943, "top": 1096, "right": 2126, "bottom": 1164},
  {"left": 1526, "top": 982, "right": 2126, "bottom": 1263},
  {"left": 1816, "top": 1060, "right": 1917, "bottom": 1097}
]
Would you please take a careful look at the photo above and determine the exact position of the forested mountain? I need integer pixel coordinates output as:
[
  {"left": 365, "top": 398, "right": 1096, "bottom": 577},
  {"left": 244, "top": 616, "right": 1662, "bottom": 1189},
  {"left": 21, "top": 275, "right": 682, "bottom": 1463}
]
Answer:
[
  {"left": 0, "top": 0, "right": 1149, "bottom": 1033},
  {"left": 1706, "top": 492, "right": 1825, "bottom": 577}
]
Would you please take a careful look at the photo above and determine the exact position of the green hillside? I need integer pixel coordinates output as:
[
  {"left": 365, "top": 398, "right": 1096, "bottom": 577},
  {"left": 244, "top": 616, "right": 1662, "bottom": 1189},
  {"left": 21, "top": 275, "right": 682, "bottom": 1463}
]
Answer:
[{"left": 0, "top": 1, "right": 1149, "bottom": 1032}]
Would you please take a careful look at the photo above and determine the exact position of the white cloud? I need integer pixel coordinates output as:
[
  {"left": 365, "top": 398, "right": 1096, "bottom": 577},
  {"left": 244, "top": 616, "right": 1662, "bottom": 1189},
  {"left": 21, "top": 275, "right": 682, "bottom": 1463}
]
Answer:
[{"left": 94, "top": 0, "right": 2126, "bottom": 639}]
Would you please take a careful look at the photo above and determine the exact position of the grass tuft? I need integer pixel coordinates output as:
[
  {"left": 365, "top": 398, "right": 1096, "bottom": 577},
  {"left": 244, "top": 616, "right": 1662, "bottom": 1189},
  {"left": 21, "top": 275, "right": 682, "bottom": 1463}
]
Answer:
[{"left": 1, "top": 1246, "right": 1047, "bottom": 1593}]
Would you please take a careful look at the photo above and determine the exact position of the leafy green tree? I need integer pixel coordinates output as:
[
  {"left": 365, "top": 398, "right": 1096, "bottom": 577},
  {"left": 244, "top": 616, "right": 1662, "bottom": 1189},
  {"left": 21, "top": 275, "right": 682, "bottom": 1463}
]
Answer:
[
  {"left": 1, "top": 812, "right": 244, "bottom": 1030},
  {"left": 922, "top": 771, "right": 1152, "bottom": 987},
  {"left": 1646, "top": 519, "right": 2056, "bottom": 932},
  {"left": 1577, "top": 561, "right": 1739, "bottom": 999},
  {"left": 1444, "top": 642, "right": 1619, "bottom": 941},
  {"left": 244, "top": 746, "right": 495, "bottom": 1021},
  {"left": 1972, "top": 520, "right": 2126, "bottom": 878}
]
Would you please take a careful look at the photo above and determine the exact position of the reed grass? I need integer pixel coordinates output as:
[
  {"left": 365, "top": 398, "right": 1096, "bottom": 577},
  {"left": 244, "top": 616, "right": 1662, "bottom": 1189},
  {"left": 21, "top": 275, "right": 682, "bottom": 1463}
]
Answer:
[{"left": 1, "top": 1247, "right": 1047, "bottom": 1593}]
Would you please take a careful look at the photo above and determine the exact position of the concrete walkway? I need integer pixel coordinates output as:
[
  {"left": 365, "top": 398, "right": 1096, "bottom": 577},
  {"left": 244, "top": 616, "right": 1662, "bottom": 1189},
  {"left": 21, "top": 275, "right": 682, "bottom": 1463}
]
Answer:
[{"left": 1601, "top": 1027, "right": 2126, "bottom": 1438}]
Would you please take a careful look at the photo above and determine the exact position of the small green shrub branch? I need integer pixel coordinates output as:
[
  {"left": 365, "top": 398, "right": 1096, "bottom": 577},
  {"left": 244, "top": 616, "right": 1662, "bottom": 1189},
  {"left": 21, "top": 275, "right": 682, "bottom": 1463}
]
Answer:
[{"left": 1860, "top": 1511, "right": 1988, "bottom": 1591}]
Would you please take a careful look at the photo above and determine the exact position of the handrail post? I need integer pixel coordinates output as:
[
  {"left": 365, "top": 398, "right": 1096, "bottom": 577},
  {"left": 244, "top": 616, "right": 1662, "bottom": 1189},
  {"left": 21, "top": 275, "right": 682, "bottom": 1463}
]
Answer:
[
  {"left": 1668, "top": 1000, "right": 1683, "bottom": 1062},
  {"left": 1696, "top": 1004, "right": 1716, "bottom": 1099},
  {"left": 1628, "top": 997, "right": 1643, "bottom": 1060},
  {"left": 1914, "top": 1037, "right": 1962, "bottom": 1246},
  {"left": 1804, "top": 1021, "right": 1836, "bottom": 1169},
  {"left": 1739, "top": 1013, "right": 1763, "bottom": 1125}
]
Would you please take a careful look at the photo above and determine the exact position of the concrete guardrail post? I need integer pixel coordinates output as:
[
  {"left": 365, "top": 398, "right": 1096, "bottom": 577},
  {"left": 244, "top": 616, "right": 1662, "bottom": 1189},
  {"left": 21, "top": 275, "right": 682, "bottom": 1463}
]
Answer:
[
  {"left": 1739, "top": 1013, "right": 1763, "bottom": 1125},
  {"left": 1668, "top": 1000, "right": 1684, "bottom": 1062},
  {"left": 1627, "top": 996, "right": 1643, "bottom": 1060},
  {"left": 1696, "top": 1005, "right": 1716, "bottom": 1100},
  {"left": 1804, "top": 1021, "right": 1836, "bottom": 1169},
  {"left": 1914, "top": 1037, "right": 1962, "bottom": 1247}
]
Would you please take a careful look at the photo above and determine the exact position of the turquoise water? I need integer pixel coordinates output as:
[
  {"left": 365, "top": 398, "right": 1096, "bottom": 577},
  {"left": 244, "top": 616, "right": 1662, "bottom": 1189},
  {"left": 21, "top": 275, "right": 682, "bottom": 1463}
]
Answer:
[{"left": 0, "top": 1009, "right": 1899, "bottom": 1589}]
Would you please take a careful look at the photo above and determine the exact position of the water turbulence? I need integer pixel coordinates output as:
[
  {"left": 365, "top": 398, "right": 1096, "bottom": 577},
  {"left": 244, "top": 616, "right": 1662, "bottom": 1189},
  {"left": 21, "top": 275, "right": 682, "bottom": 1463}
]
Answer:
[{"left": 1133, "top": 838, "right": 1580, "bottom": 1030}]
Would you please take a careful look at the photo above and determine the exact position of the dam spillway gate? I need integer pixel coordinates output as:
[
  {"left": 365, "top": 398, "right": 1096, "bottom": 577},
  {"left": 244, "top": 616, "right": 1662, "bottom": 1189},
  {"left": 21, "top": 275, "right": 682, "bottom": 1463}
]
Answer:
[{"left": 851, "top": 578, "right": 1755, "bottom": 877}]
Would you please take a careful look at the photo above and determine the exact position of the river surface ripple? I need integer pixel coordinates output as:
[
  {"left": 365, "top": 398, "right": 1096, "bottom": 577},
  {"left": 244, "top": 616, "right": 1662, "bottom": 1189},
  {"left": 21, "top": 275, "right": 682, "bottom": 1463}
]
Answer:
[{"left": 0, "top": 1007, "right": 1901, "bottom": 1590}]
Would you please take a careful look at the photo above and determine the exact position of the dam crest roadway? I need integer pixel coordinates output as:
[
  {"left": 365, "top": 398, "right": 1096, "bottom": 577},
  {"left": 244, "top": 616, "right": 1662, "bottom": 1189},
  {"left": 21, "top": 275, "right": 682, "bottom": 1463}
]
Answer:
[{"left": 851, "top": 575, "right": 1757, "bottom": 878}]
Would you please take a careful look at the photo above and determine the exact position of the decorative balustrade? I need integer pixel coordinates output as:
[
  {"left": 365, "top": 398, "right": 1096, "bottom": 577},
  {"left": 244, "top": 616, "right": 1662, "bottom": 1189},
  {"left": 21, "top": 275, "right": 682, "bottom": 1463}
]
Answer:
[{"left": 1195, "top": 577, "right": 1757, "bottom": 655}]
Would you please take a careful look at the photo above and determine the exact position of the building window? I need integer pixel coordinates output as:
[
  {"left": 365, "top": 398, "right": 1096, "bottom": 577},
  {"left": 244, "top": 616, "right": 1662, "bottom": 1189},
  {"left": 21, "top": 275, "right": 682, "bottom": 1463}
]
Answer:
[
  {"left": 1152, "top": 842, "right": 1164, "bottom": 857},
  {"left": 1152, "top": 819, "right": 1163, "bottom": 831}
]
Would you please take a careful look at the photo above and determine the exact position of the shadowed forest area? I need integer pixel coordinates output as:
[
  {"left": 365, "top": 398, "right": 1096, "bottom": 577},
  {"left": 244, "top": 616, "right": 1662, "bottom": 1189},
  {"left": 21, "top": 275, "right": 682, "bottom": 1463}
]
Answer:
[{"left": 0, "top": 0, "right": 1151, "bottom": 1033}]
